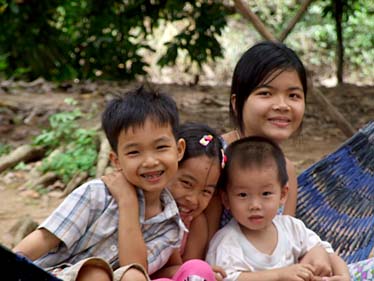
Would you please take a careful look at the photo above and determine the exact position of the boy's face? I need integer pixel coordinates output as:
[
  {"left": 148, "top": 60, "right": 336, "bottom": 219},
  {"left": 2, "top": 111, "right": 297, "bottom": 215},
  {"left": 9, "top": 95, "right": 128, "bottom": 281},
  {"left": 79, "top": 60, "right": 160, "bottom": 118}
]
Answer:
[
  {"left": 221, "top": 160, "right": 288, "bottom": 236},
  {"left": 110, "top": 118, "right": 185, "bottom": 194}
]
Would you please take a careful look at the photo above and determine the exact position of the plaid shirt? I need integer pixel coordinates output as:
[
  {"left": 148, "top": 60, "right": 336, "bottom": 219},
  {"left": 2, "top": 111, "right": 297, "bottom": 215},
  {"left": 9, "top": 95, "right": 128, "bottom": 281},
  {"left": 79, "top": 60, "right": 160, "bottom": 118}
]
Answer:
[{"left": 35, "top": 179, "right": 186, "bottom": 274}]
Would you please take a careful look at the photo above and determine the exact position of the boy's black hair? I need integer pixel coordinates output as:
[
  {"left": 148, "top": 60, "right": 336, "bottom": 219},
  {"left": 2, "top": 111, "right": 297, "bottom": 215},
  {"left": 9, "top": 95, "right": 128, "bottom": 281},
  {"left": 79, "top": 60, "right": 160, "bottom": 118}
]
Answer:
[
  {"left": 218, "top": 136, "right": 288, "bottom": 191},
  {"left": 178, "top": 122, "right": 224, "bottom": 167},
  {"left": 230, "top": 41, "right": 307, "bottom": 132},
  {"left": 102, "top": 85, "right": 179, "bottom": 152}
]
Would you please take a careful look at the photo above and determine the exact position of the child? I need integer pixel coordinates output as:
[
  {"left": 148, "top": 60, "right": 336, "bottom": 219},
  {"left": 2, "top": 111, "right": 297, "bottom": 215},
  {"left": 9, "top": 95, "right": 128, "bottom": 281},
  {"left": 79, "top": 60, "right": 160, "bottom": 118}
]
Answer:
[
  {"left": 205, "top": 40, "right": 374, "bottom": 279},
  {"left": 13, "top": 86, "right": 186, "bottom": 281},
  {"left": 104, "top": 122, "right": 227, "bottom": 281},
  {"left": 206, "top": 136, "right": 350, "bottom": 281}
]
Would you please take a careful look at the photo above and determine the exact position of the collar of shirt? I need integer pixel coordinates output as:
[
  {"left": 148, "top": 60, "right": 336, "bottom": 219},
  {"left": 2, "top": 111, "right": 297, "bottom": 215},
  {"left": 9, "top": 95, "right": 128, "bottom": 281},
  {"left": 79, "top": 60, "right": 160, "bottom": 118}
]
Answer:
[{"left": 136, "top": 187, "right": 187, "bottom": 233}]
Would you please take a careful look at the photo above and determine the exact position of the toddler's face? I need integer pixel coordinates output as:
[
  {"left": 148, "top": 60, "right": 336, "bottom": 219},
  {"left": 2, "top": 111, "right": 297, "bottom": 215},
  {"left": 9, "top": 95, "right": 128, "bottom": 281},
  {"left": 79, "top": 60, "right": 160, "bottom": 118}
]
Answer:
[
  {"left": 222, "top": 160, "right": 287, "bottom": 235},
  {"left": 169, "top": 155, "right": 220, "bottom": 222},
  {"left": 241, "top": 69, "right": 305, "bottom": 143},
  {"left": 111, "top": 118, "right": 185, "bottom": 194}
]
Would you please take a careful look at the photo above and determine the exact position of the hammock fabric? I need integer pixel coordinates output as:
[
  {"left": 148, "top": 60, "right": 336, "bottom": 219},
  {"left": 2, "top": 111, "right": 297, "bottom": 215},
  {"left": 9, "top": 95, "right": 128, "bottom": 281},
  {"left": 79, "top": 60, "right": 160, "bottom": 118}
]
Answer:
[{"left": 296, "top": 121, "right": 374, "bottom": 264}]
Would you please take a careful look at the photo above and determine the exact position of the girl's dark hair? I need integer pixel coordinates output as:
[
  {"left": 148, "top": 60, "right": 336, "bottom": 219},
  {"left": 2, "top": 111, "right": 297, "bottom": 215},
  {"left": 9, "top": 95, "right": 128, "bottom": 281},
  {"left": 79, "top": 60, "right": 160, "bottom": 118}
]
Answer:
[
  {"left": 102, "top": 85, "right": 179, "bottom": 152},
  {"left": 230, "top": 41, "right": 307, "bottom": 132},
  {"left": 218, "top": 136, "right": 288, "bottom": 191},
  {"left": 178, "top": 122, "right": 224, "bottom": 167}
]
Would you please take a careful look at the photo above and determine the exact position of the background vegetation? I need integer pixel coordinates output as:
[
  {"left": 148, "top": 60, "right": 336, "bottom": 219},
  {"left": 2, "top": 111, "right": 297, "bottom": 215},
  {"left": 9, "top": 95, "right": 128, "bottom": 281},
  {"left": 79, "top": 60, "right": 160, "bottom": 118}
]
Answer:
[{"left": 0, "top": 0, "right": 373, "bottom": 83}]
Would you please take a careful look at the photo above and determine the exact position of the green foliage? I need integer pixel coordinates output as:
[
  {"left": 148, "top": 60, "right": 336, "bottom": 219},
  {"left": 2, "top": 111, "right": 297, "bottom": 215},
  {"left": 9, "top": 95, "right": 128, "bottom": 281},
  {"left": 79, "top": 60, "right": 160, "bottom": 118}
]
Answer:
[
  {"left": 33, "top": 100, "right": 98, "bottom": 183},
  {"left": 0, "top": 0, "right": 226, "bottom": 81},
  {"left": 0, "top": 143, "right": 11, "bottom": 157}
]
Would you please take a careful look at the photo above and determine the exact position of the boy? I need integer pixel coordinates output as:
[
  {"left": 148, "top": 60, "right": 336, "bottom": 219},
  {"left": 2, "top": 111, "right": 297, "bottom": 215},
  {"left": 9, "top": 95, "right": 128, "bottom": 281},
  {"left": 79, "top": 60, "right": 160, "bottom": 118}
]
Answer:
[
  {"left": 13, "top": 86, "right": 186, "bottom": 281},
  {"left": 206, "top": 136, "right": 350, "bottom": 281}
]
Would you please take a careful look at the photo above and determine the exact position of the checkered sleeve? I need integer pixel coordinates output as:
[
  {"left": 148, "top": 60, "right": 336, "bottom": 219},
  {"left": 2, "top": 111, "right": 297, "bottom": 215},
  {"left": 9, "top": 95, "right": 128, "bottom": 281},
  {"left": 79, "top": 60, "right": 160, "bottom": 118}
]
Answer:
[{"left": 39, "top": 180, "right": 107, "bottom": 249}]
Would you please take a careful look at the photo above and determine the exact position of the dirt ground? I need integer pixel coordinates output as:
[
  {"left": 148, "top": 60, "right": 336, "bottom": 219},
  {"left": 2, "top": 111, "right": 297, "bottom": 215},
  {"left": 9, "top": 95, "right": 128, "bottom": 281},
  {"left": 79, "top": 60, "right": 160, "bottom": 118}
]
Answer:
[{"left": 0, "top": 80, "right": 373, "bottom": 248}]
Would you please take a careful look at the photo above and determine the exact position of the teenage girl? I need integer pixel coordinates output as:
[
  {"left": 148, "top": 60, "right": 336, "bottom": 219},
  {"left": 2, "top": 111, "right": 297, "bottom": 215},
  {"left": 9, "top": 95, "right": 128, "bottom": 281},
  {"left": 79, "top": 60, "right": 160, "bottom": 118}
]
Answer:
[
  {"left": 103, "top": 122, "right": 226, "bottom": 281},
  {"left": 205, "top": 40, "right": 373, "bottom": 280}
]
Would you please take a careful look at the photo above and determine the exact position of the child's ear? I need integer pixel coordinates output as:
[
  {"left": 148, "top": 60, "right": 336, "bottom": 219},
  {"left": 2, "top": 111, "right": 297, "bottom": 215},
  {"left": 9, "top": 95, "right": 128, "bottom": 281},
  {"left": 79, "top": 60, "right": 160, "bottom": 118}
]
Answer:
[
  {"left": 230, "top": 94, "right": 237, "bottom": 115},
  {"left": 220, "top": 190, "right": 230, "bottom": 210},
  {"left": 176, "top": 138, "right": 186, "bottom": 162},
  {"left": 280, "top": 184, "right": 289, "bottom": 205},
  {"left": 109, "top": 151, "right": 121, "bottom": 171}
]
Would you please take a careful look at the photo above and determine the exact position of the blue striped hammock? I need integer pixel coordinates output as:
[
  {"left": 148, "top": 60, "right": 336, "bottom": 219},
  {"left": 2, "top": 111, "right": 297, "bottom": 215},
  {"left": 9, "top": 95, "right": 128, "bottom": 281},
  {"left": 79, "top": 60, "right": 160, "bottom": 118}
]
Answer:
[{"left": 296, "top": 121, "right": 374, "bottom": 264}]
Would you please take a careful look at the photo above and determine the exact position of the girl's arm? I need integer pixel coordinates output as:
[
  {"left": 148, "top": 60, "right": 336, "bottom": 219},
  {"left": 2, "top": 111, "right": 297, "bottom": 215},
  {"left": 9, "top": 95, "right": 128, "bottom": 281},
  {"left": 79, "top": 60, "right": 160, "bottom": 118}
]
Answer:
[
  {"left": 102, "top": 172, "right": 147, "bottom": 270},
  {"left": 328, "top": 253, "right": 350, "bottom": 280},
  {"left": 283, "top": 158, "right": 297, "bottom": 216},
  {"left": 204, "top": 193, "right": 223, "bottom": 241},
  {"left": 150, "top": 249, "right": 183, "bottom": 279},
  {"left": 182, "top": 213, "right": 208, "bottom": 261},
  {"left": 13, "top": 228, "right": 60, "bottom": 261},
  {"left": 237, "top": 264, "right": 315, "bottom": 281},
  {"left": 299, "top": 245, "right": 332, "bottom": 277}
]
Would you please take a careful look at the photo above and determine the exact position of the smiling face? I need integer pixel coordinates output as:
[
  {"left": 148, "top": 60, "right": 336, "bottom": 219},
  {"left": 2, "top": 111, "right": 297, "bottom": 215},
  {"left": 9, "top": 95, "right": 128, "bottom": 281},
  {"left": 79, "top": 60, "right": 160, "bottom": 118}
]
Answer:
[
  {"left": 110, "top": 118, "right": 185, "bottom": 195},
  {"left": 222, "top": 160, "right": 288, "bottom": 236},
  {"left": 235, "top": 70, "right": 305, "bottom": 143},
  {"left": 169, "top": 155, "right": 220, "bottom": 222}
]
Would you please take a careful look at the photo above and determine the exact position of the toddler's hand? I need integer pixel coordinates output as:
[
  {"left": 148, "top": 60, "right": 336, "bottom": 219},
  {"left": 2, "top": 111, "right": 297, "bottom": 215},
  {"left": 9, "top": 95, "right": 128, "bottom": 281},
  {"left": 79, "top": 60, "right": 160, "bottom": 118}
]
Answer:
[
  {"left": 279, "top": 264, "right": 315, "bottom": 281},
  {"left": 211, "top": 265, "right": 226, "bottom": 281}
]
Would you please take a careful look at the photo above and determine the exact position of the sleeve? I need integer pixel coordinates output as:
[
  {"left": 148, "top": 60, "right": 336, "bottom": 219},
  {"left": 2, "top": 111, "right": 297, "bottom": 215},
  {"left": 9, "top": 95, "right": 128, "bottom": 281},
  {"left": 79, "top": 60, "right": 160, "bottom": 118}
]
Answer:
[
  {"left": 285, "top": 216, "right": 334, "bottom": 255},
  {"left": 38, "top": 180, "right": 109, "bottom": 248},
  {"left": 206, "top": 226, "right": 247, "bottom": 281}
]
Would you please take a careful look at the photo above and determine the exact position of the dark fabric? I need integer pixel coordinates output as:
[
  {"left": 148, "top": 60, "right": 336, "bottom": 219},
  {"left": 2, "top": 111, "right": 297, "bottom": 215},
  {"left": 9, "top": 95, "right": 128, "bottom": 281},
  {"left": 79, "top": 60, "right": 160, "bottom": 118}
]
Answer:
[
  {"left": 0, "top": 244, "right": 61, "bottom": 281},
  {"left": 296, "top": 121, "right": 374, "bottom": 263}
]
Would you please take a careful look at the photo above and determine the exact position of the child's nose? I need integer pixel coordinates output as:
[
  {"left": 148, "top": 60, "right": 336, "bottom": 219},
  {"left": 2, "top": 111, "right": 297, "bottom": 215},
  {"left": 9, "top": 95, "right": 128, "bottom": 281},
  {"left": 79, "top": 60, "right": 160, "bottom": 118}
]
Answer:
[
  {"left": 142, "top": 155, "right": 159, "bottom": 167},
  {"left": 186, "top": 193, "right": 198, "bottom": 207},
  {"left": 249, "top": 198, "right": 261, "bottom": 210}
]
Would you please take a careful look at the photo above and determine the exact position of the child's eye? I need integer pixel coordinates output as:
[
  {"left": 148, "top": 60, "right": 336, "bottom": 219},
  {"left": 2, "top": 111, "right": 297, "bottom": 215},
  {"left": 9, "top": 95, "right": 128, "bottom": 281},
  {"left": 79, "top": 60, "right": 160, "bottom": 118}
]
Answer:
[
  {"left": 238, "top": 192, "right": 247, "bottom": 198},
  {"left": 157, "top": 145, "right": 170, "bottom": 150},
  {"left": 203, "top": 189, "right": 214, "bottom": 197},
  {"left": 126, "top": 150, "right": 139, "bottom": 156},
  {"left": 263, "top": 191, "right": 272, "bottom": 196},
  {"left": 180, "top": 180, "right": 192, "bottom": 189}
]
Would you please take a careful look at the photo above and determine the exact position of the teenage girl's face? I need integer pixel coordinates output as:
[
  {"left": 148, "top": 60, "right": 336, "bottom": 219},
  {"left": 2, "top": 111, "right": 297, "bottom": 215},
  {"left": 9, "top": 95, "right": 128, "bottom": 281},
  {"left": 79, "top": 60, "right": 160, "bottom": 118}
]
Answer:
[
  {"left": 221, "top": 161, "right": 287, "bottom": 237},
  {"left": 169, "top": 155, "right": 220, "bottom": 222},
  {"left": 238, "top": 70, "right": 305, "bottom": 143}
]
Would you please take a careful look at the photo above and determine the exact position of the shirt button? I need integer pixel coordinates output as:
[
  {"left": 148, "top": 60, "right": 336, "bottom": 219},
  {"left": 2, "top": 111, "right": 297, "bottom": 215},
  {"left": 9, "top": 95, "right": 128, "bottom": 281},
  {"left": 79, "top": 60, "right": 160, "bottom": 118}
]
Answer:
[{"left": 110, "top": 245, "right": 117, "bottom": 252}]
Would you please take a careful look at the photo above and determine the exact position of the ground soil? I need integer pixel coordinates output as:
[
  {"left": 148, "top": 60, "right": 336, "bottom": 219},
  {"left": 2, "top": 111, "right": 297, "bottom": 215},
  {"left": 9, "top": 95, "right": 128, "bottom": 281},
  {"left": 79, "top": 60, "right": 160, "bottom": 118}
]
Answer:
[{"left": 0, "top": 80, "right": 373, "bottom": 248}]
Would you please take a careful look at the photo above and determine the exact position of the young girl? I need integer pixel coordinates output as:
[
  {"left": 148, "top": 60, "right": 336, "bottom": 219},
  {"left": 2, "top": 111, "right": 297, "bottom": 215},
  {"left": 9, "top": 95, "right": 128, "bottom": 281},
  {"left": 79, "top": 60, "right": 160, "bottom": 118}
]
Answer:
[
  {"left": 206, "top": 136, "right": 350, "bottom": 281},
  {"left": 103, "top": 122, "right": 227, "bottom": 281},
  {"left": 205, "top": 40, "right": 373, "bottom": 280}
]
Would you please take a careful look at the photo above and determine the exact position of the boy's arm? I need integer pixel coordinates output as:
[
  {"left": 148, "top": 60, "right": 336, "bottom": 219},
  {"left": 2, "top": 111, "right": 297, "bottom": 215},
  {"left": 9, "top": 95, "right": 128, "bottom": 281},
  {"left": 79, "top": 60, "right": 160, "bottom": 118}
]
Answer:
[
  {"left": 13, "top": 228, "right": 60, "bottom": 261},
  {"left": 182, "top": 213, "right": 208, "bottom": 261},
  {"left": 299, "top": 245, "right": 332, "bottom": 277},
  {"left": 102, "top": 172, "right": 147, "bottom": 270}
]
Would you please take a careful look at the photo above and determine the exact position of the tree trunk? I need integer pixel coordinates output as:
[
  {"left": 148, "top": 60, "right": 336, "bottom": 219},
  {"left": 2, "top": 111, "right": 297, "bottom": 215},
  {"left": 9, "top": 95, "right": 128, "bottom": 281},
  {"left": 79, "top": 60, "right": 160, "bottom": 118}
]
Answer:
[
  {"left": 233, "top": 0, "right": 277, "bottom": 41},
  {"left": 334, "top": 0, "right": 344, "bottom": 84},
  {"left": 279, "top": 0, "right": 314, "bottom": 42}
]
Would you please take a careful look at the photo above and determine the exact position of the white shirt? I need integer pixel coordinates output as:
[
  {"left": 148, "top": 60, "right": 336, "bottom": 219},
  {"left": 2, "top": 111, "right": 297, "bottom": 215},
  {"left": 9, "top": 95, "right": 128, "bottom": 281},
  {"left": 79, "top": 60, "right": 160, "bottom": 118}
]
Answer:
[{"left": 206, "top": 215, "right": 334, "bottom": 281}]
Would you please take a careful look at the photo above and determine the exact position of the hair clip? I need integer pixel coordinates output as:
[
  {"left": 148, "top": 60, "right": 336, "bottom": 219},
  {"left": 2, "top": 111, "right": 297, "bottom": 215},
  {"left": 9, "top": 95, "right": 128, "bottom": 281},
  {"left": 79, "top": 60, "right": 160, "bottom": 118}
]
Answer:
[
  {"left": 199, "top": 134, "right": 213, "bottom": 146},
  {"left": 221, "top": 148, "right": 227, "bottom": 169}
]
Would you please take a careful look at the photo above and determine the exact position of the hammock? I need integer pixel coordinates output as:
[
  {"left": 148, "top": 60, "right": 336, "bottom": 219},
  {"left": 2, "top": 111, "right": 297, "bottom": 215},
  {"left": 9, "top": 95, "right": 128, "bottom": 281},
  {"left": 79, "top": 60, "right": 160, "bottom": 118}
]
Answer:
[{"left": 296, "top": 121, "right": 374, "bottom": 264}]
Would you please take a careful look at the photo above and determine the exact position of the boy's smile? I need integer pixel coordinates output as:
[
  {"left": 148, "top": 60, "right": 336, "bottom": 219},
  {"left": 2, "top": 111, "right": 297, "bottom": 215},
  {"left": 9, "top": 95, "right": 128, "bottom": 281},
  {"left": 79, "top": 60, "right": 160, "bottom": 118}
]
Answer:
[{"left": 111, "top": 118, "right": 185, "bottom": 195}]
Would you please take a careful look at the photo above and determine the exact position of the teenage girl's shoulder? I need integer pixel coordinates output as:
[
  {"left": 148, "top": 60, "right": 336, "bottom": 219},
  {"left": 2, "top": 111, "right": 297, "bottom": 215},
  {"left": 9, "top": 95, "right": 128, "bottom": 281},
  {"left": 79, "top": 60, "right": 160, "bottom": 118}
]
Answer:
[{"left": 221, "top": 130, "right": 238, "bottom": 146}]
